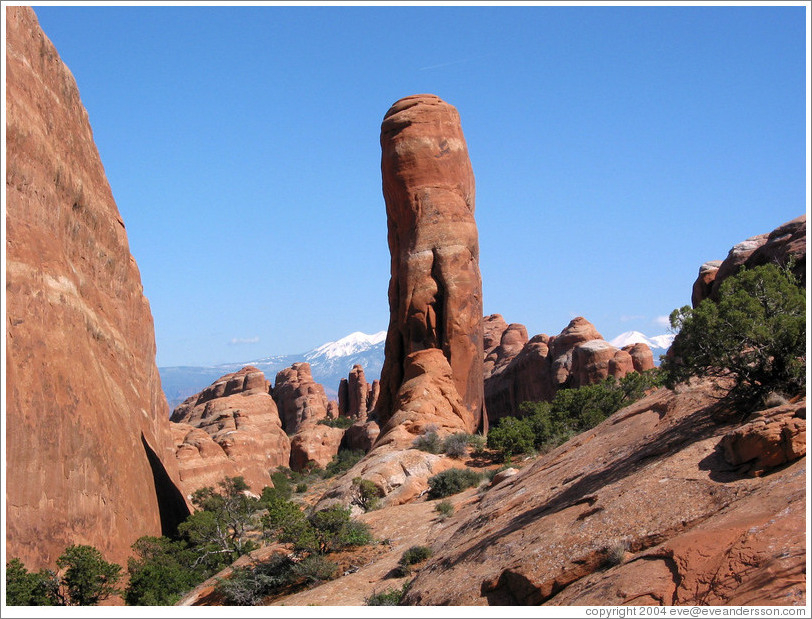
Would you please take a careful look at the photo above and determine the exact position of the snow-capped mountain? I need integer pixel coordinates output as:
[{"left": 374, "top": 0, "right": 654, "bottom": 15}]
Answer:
[
  {"left": 608, "top": 331, "right": 675, "bottom": 363},
  {"left": 159, "top": 331, "right": 387, "bottom": 410}
]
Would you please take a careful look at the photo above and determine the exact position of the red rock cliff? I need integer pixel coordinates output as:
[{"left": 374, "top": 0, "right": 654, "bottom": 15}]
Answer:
[
  {"left": 377, "top": 94, "right": 485, "bottom": 433},
  {"left": 5, "top": 7, "right": 188, "bottom": 569}
]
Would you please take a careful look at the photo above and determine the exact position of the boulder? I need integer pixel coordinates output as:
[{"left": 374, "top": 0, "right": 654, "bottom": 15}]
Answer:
[
  {"left": 377, "top": 93, "right": 485, "bottom": 434},
  {"left": 5, "top": 7, "right": 188, "bottom": 569},
  {"left": 623, "top": 342, "right": 655, "bottom": 373},
  {"left": 289, "top": 425, "right": 346, "bottom": 472}
]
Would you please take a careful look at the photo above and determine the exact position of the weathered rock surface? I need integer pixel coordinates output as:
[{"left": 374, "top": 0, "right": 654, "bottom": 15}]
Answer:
[
  {"left": 403, "top": 381, "right": 806, "bottom": 605},
  {"left": 367, "top": 379, "right": 380, "bottom": 413},
  {"left": 169, "top": 367, "right": 290, "bottom": 495},
  {"left": 692, "top": 215, "right": 806, "bottom": 306},
  {"left": 377, "top": 93, "right": 485, "bottom": 434},
  {"left": 624, "top": 342, "right": 656, "bottom": 373},
  {"left": 5, "top": 6, "right": 189, "bottom": 569},
  {"left": 272, "top": 362, "right": 330, "bottom": 434},
  {"left": 341, "top": 420, "right": 381, "bottom": 453},
  {"left": 347, "top": 364, "right": 370, "bottom": 420},
  {"left": 289, "top": 424, "right": 346, "bottom": 472}
]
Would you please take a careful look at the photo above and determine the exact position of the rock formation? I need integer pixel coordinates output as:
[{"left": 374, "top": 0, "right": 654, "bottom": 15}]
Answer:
[
  {"left": 377, "top": 94, "right": 485, "bottom": 434},
  {"left": 692, "top": 215, "right": 806, "bottom": 306},
  {"left": 367, "top": 379, "right": 380, "bottom": 412},
  {"left": 402, "top": 381, "right": 807, "bottom": 605},
  {"left": 289, "top": 425, "right": 346, "bottom": 471},
  {"left": 5, "top": 6, "right": 188, "bottom": 569},
  {"left": 484, "top": 316, "right": 655, "bottom": 421},
  {"left": 169, "top": 367, "right": 291, "bottom": 495},
  {"left": 272, "top": 362, "right": 330, "bottom": 434},
  {"left": 347, "top": 364, "right": 370, "bottom": 420}
]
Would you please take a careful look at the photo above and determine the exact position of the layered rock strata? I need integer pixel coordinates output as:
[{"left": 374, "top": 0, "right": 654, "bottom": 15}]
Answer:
[
  {"left": 377, "top": 94, "right": 485, "bottom": 434},
  {"left": 170, "top": 367, "right": 291, "bottom": 495},
  {"left": 5, "top": 7, "right": 188, "bottom": 568}
]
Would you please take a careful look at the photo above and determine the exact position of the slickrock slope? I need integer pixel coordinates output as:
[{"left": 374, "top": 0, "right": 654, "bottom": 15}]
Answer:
[
  {"left": 692, "top": 215, "right": 806, "bottom": 306},
  {"left": 377, "top": 94, "right": 485, "bottom": 434},
  {"left": 170, "top": 367, "right": 291, "bottom": 495},
  {"left": 403, "top": 382, "right": 806, "bottom": 605},
  {"left": 484, "top": 316, "right": 654, "bottom": 421},
  {"left": 5, "top": 7, "right": 188, "bottom": 568}
]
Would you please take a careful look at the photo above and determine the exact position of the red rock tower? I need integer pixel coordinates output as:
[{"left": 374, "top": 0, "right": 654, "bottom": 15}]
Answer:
[{"left": 377, "top": 94, "right": 486, "bottom": 433}]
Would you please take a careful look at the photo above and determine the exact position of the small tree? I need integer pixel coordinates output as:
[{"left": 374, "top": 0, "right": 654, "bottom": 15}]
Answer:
[
  {"left": 5, "top": 559, "right": 56, "bottom": 606},
  {"left": 352, "top": 477, "right": 382, "bottom": 512},
  {"left": 55, "top": 545, "right": 122, "bottom": 606},
  {"left": 487, "top": 417, "right": 535, "bottom": 460},
  {"left": 663, "top": 263, "right": 806, "bottom": 405},
  {"left": 125, "top": 536, "right": 203, "bottom": 606}
]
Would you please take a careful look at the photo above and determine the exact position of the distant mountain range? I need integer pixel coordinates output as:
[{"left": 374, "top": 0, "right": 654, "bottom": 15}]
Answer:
[
  {"left": 159, "top": 331, "right": 387, "bottom": 410},
  {"left": 160, "top": 328, "right": 674, "bottom": 411},
  {"left": 608, "top": 331, "right": 676, "bottom": 363}
]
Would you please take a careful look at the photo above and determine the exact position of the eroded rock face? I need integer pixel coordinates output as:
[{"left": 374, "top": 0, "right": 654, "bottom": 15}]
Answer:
[
  {"left": 289, "top": 425, "right": 346, "bottom": 472},
  {"left": 402, "top": 381, "right": 807, "bottom": 606},
  {"left": 273, "top": 362, "right": 330, "bottom": 434},
  {"left": 692, "top": 216, "right": 806, "bottom": 306},
  {"left": 377, "top": 94, "right": 485, "bottom": 434},
  {"left": 169, "top": 367, "right": 290, "bottom": 495},
  {"left": 5, "top": 7, "right": 188, "bottom": 568},
  {"left": 347, "top": 364, "right": 370, "bottom": 421}
]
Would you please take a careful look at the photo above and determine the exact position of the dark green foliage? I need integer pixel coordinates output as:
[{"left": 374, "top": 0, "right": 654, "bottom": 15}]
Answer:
[
  {"left": 399, "top": 545, "right": 432, "bottom": 566},
  {"left": 5, "top": 559, "right": 56, "bottom": 606},
  {"left": 427, "top": 468, "right": 483, "bottom": 498},
  {"left": 179, "top": 476, "right": 262, "bottom": 571},
  {"left": 489, "top": 370, "right": 665, "bottom": 461},
  {"left": 290, "top": 555, "right": 338, "bottom": 585},
  {"left": 352, "top": 477, "right": 382, "bottom": 512},
  {"left": 295, "top": 482, "right": 309, "bottom": 493},
  {"left": 215, "top": 554, "right": 294, "bottom": 605},
  {"left": 487, "top": 416, "right": 536, "bottom": 460},
  {"left": 365, "top": 581, "right": 409, "bottom": 606},
  {"left": 125, "top": 536, "right": 203, "bottom": 606},
  {"left": 269, "top": 471, "right": 293, "bottom": 500},
  {"left": 322, "top": 449, "right": 365, "bottom": 478},
  {"left": 434, "top": 499, "right": 454, "bottom": 518},
  {"left": 412, "top": 429, "right": 442, "bottom": 453},
  {"left": 318, "top": 416, "right": 354, "bottom": 429},
  {"left": 55, "top": 545, "right": 122, "bottom": 606},
  {"left": 662, "top": 263, "right": 806, "bottom": 405}
]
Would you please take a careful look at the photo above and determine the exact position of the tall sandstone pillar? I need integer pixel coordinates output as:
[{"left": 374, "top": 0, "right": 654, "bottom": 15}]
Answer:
[
  {"left": 5, "top": 7, "right": 188, "bottom": 569},
  {"left": 377, "top": 94, "right": 486, "bottom": 433}
]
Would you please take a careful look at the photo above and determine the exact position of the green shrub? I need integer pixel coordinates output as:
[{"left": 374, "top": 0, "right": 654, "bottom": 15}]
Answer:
[
  {"left": 427, "top": 468, "right": 483, "bottom": 498},
  {"left": 486, "top": 417, "right": 535, "bottom": 460},
  {"left": 215, "top": 554, "right": 294, "bottom": 605},
  {"left": 467, "top": 433, "right": 487, "bottom": 456},
  {"left": 322, "top": 449, "right": 365, "bottom": 478},
  {"left": 399, "top": 545, "right": 432, "bottom": 566},
  {"left": 352, "top": 477, "right": 382, "bottom": 512},
  {"left": 318, "top": 416, "right": 354, "bottom": 429},
  {"left": 365, "top": 582, "right": 409, "bottom": 606},
  {"left": 54, "top": 545, "right": 122, "bottom": 606},
  {"left": 295, "top": 482, "right": 308, "bottom": 493},
  {"left": 435, "top": 500, "right": 454, "bottom": 518},
  {"left": 269, "top": 471, "right": 293, "bottom": 500},
  {"left": 663, "top": 263, "right": 806, "bottom": 405},
  {"left": 290, "top": 555, "right": 338, "bottom": 585},
  {"left": 412, "top": 430, "right": 442, "bottom": 454}
]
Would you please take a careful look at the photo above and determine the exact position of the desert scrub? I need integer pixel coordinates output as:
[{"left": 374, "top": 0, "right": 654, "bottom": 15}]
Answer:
[
  {"left": 399, "top": 546, "right": 432, "bottom": 567},
  {"left": 412, "top": 428, "right": 442, "bottom": 453},
  {"left": 291, "top": 555, "right": 338, "bottom": 585},
  {"left": 352, "top": 477, "right": 382, "bottom": 512},
  {"left": 427, "top": 468, "right": 483, "bottom": 498},
  {"left": 215, "top": 554, "right": 294, "bottom": 605},
  {"left": 318, "top": 416, "right": 354, "bottom": 429},
  {"left": 365, "top": 581, "right": 409, "bottom": 606},
  {"left": 435, "top": 499, "right": 454, "bottom": 518},
  {"left": 442, "top": 432, "right": 477, "bottom": 458}
]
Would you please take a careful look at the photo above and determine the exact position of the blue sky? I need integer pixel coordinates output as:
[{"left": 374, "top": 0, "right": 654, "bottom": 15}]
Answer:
[{"left": 29, "top": 2, "right": 809, "bottom": 367}]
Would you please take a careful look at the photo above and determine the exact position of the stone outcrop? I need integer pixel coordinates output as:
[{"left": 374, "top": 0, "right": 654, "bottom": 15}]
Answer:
[
  {"left": 484, "top": 317, "right": 655, "bottom": 421},
  {"left": 692, "top": 215, "right": 806, "bottom": 306},
  {"left": 377, "top": 94, "right": 485, "bottom": 434},
  {"left": 169, "top": 367, "right": 291, "bottom": 495},
  {"left": 5, "top": 7, "right": 188, "bottom": 569},
  {"left": 272, "top": 362, "right": 330, "bottom": 434},
  {"left": 289, "top": 425, "right": 346, "bottom": 472},
  {"left": 367, "top": 379, "right": 380, "bottom": 413},
  {"left": 347, "top": 364, "right": 370, "bottom": 420},
  {"left": 403, "top": 380, "right": 807, "bottom": 605}
]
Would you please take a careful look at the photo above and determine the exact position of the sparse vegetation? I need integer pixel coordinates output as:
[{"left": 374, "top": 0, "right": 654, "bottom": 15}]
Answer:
[
  {"left": 290, "top": 554, "right": 339, "bottom": 585},
  {"left": 435, "top": 499, "right": 454, "bottom": 518},
  {"left": 322, "top": 449, "right": 365, "bottom": 478},
  {"left": 662, "top": 263, "right": 806, "bottom": 406},
  {"left": 427, "top": 468, "right": 483, "bottom": 498},
  {"left": 352, "top": 477, "right": 382, "bottom": 512},
  {"left": 399, "top": 545, "right": 432, "bottom": 567},
  {"left": 365, "top": 581, "right": 410, "bottom": 606},
  {"left": 215, "top": 554, "right": 295, "bottom": 606},
  {"left": 318, "top": 416, "right": 354, "bottom": 429},
  {"left": 295, "top": 482, "right": 309, "bottom": 493},
  {"left": 412, "top": 426, "right": 442, "bottom": 453}
]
